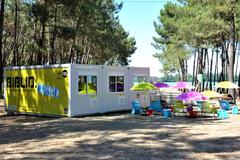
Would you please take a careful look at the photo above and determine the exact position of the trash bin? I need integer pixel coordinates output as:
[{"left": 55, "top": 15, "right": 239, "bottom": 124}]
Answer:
[{"left": 162, "top": 109, "right": 171, "bottom": 118}]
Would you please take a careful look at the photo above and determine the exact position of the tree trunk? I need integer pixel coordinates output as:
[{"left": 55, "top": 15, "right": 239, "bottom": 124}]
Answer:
[
  {"left": 204, "top": 48, "right": 209, "bottom": 90},
  {"left": 68, "top": 43, "right": 73, "bottom": 63},
  {"left": 13, "top": 0, "right": 19, "bottom": 66},
  {"left": 177, "top": 70, "right": 181, "bottom": 81},
  {"left": 214, "top": 48, "right": 219, "bottom": 86},
  {"left": 178, "top": 58, "right": 187, "bottom": 81},
  {"left": 227, "top": 10, "right": 236, "bottom": 95},
  {"left": 238, "top": 70, "right": 240, "bottom": 96},
  {"left": 0, "top": 0, "right": 5, "bottom": 93},
  {"left": 69, "top": 17, "right": 80, "bottom": 63},
  {"left": 195, "top": 49, "right": 199, "bottom": 86},
  {"left": 192, "top": 49, "right": 196, "bottom": 86},
  {"left": 198, "top": 48, "right": 204, "bottom": 74},
  {"left": 227, "top": 12, "right": 235, "bottom": 82},
  {"left": 50, "top": 24, "right": 56, "bottom": 64},
  {"left": 38, "top": 20, "right": 46, "bottom": 65},
  {"left": 184, "top": 60, "right": 188, "bottom": 81},
  {"left": 235, "top": 45, "right": 239, "bottom": 81},
  {"left": 209, "top": 48, "right": 214, "bottom": 90},
  {"left": 60, "top": 44, "right": 64, "bottom": 63},
  {"left": 220, "top": 44, "right": 226, "bottom": 82},
  {"left": 50, "top": 1, "right": 57, "bottom": 64},
  {"left": 197, "top": 48, "right": 204, "bottom": 91}
]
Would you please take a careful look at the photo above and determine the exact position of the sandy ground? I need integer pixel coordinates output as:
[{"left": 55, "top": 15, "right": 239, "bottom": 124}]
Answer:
[{"left": 1, "top": 101, "right": 240, "bottom": 160}]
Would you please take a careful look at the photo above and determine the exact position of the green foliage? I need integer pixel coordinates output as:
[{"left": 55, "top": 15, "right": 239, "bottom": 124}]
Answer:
[
  {"left": 152, "top": 2, "right": 191, "bottom": 80},
  {"left": 57, "top": 27, "right": 76, "bottom": 40},
  {"left": 159, "top": 73, "right": 192, "bottom": 82},
  {"left": 153, "top": 0, "right": 240, "bottom": 83},
  {"left": 2, "top": 0, "right": 136, "bottom": 66},
  {"left": 159, "top": 74, "right": 179, "bottom": 82}
]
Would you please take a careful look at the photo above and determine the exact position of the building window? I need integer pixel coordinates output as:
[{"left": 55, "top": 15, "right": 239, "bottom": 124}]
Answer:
[
  {"left": 109, "top": 76, "right": 124, "bottom": 92},
  {"left": 88, "top": 76, "right": 97, "bottom": 94},
  {"left": 78, "top": 75, "right": 97, "bottom": 95},
  {"left": 133, "top": 76, "right": 147, "bottom": 85}
]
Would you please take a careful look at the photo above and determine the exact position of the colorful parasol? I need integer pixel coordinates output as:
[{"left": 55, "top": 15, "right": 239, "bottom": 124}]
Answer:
[{"left": 175, "top": 91, "right": 207, "bottom": 101}]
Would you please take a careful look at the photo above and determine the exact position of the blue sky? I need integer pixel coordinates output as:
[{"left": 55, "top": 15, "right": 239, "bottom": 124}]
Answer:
[{"left": 116, "top": 0, "right": 175, "bottom": 77}]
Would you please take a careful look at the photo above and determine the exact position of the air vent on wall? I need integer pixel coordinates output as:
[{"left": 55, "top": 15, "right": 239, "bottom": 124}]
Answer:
[{"left": 119, "top": 97, "right": 126, "bottom": 105}]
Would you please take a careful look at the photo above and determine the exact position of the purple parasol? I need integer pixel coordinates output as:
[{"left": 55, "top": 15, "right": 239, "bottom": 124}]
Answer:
[
  {"left": 154, "top": 82, "right": 170, "bottom": 88},
  {"left": 173, "top": 82, "right": 195, "bottom": 89},
  {"left": 175, "top": 91, "right": 207, "bottom": 101}
]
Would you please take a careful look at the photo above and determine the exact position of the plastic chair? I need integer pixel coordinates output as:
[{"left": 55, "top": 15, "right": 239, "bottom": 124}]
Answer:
[
  {"left": 173, "top": 100, "right": 185, "bottom": 116},
  {"left": 149, "top": 100, "right": 162, "bottom": 112},
  {"left": 196, "top": 101, "right": 204, "bottom": 117},
  {"left": 131, "top": 101, "right": 142, "bottom": 115},
  {"left": 217, "top": 109, "right": 229, "bottom": 119},
  {"left": 219, "top": 100, "right": 231, "bottom": 110},
  {"left": 131, "top": 100, "right": 153, "bottom": 116},
  {"left": 202, "top": 101, "right": 218, "bottom": 117},
  {"left": 196, "top": 101, "right": 203, "bottom": 109},
  {"left": 232, "top": 106, "right": 239, "bottom": 115}
]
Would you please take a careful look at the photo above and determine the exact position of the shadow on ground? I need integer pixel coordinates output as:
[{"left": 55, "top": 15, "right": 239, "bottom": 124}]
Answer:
[{"left": 0, "top": 112, "right": 239, "bottom": 160}]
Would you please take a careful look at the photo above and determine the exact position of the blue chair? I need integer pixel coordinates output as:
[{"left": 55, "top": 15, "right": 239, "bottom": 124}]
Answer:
[
  {"left": 232, "top": 106, "right": 239, "bottom": 115},
  {"left": 219, "top": 100, "right": 231, "bottom": 110},
  {"left": 196, "top": 100, "right": 202, "bottom": 105},
  {"left": 131, "top": 101, "right": 142, "bottom": 115},
  {"left": 196, "top": 101, "right": 204, "bottom": 116},
  {"left": 217, "top": 109, "right": 229, "bottom": 119},
  {"left": 149, "top": 100, "right": 162, "bottom": 112}
]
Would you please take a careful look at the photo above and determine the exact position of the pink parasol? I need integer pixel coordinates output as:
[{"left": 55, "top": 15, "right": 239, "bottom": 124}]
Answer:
[
  {"left": 173, "top": 82, "right": 195, "bottom": 89},
  {"left": 175, "top": 91, "right": 207, "bottom": 101}
]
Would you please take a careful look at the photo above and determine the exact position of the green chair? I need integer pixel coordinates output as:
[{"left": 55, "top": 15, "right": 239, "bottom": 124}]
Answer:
[
  {"left": 173, "top": 100, "right": 185, "bottom": 116},
  {"left": 202, "top": 101, "right": 218, "bottom": 117}
]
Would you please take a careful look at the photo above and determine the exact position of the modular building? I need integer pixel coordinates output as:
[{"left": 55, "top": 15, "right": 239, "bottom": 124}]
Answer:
[{"left": 4, "top": 64, "right": 150, "bottom": 117}]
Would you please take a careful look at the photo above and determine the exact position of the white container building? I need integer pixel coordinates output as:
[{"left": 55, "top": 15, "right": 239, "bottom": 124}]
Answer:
[{"left": 4, "top": 64, "right": 150, "bottom": 117}]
